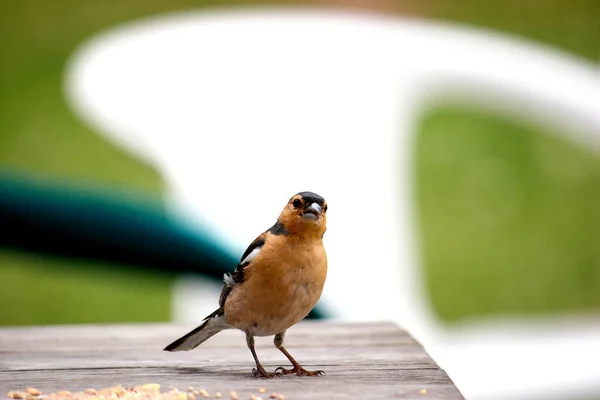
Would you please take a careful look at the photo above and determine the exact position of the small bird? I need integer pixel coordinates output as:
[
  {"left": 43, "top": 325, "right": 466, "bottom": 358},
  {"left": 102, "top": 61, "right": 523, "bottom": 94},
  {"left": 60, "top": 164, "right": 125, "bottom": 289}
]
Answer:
[{"left": 164, "top": 191, "right": 328, "bottom": 378}]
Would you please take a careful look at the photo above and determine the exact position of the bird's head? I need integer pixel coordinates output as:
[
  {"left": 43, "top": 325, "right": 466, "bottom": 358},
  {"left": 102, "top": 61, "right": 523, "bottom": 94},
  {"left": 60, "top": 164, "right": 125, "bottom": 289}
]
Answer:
[{"left": 277, "top": 191, "right": 327, "bottom": 238}]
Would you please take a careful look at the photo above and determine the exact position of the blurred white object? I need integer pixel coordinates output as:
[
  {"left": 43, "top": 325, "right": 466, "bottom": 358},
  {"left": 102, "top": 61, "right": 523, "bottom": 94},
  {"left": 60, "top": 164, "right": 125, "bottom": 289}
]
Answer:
[{"left": 64, "top": 8, "right": 600, "bottom": 400}]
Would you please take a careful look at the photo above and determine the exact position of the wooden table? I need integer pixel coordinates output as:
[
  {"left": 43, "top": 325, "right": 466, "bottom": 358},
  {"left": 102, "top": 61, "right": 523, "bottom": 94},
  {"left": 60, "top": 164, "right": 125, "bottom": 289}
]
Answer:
[{"left": 0, "top": 321, "right": 463, "bottom": 399}]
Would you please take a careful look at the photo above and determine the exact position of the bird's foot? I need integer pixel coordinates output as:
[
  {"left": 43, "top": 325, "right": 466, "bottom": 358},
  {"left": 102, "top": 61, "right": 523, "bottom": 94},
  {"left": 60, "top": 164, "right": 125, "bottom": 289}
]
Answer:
[
  {"left": 252, "top": 366, "right": 282, "bottom": 378},
  {"left": 275, "top": 365, "right": 324, "bottom": 377}
]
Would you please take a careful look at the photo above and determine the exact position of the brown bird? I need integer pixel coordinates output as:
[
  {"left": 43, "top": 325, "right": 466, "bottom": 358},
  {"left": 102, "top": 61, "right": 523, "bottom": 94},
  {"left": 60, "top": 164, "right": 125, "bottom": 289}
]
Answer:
[{"left": 164, "top": 191, "right": 328, "bottom": 378}]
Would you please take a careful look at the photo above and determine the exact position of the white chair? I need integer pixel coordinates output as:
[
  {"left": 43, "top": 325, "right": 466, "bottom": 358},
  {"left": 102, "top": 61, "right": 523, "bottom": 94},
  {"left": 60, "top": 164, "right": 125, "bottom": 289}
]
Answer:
[{"left": 64, "top": 8, "right": 600, "bottom": 399}]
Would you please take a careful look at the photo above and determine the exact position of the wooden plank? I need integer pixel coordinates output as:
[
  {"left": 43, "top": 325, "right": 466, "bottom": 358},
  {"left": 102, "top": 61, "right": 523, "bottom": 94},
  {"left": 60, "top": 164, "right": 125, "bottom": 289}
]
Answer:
[{"left": 0, "top": 321, "right": 464, "bottom": 399}]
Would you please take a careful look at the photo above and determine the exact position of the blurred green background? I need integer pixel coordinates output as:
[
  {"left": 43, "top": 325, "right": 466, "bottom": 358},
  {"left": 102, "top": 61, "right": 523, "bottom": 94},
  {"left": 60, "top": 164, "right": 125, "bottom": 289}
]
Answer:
[{"left": 1, "top": 0, "right": 599, "bottom": 325}]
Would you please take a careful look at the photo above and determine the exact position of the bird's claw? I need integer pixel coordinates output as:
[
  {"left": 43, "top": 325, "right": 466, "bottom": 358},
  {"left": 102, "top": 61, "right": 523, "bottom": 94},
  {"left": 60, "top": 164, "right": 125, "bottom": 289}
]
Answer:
[
  {"left": 275, "top": 366, "right": 325, "bottom": 377},
  {"left": 252, "top": 367, "right": 282, "bottom": 378}
]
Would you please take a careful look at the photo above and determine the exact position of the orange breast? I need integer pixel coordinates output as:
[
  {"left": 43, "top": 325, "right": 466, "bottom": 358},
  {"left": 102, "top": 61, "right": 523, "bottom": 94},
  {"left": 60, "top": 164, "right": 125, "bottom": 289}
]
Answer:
[{"left": 224, "top": 235, "right": 327, "bottom": 336}]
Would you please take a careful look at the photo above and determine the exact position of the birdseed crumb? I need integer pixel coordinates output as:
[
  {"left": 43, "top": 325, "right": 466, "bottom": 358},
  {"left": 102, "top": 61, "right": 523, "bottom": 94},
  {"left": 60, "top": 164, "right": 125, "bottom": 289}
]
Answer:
[
  {"left": 419, "top": 389, "right": 427, "bottom": 395},
  {"left": 6, "top": 386, "right": 283, "bottom": 400}
]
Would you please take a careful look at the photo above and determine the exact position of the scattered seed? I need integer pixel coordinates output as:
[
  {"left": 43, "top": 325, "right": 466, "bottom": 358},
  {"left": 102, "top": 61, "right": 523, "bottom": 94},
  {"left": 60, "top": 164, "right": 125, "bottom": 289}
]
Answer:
[
  {"left": 6, "top": 386, "right": 281, "bottom": 400},
  {"left": 419, "top": 389, "right": 427, "bottom": 395},
  {"left": 25, "top": 390, "right": 41, "bottom": 397}
]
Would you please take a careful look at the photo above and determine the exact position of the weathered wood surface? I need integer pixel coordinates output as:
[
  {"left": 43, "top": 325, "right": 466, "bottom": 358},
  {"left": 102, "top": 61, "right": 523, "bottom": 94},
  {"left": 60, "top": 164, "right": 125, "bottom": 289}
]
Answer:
[{"left": 0, "top": 321, "right": 463, "bottom": 399}]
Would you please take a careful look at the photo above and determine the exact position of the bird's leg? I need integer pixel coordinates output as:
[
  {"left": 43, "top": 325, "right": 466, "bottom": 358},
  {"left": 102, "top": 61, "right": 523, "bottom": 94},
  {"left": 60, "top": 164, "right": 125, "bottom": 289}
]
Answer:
[
  {"left": 273, "top": 331, "right": 324, "bottom": 377},
  {"left": 246, "top": 332, "right": 281, "bottom": 378}
]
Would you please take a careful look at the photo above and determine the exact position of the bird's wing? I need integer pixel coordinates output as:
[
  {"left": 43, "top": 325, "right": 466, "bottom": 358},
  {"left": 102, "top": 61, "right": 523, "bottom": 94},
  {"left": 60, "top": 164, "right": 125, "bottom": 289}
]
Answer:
[{"left": 219, "top": 233, "right": 266, "bottom": 307}]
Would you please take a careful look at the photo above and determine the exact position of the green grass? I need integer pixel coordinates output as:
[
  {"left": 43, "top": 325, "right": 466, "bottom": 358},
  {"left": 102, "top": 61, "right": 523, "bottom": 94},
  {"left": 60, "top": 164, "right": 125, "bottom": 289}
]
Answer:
[
  {"left": 0, "top": 0, "right": 599, "bottom": 325},
  {"left": 416, "top": 107, "right": 600, "bottom": 322},
  {"left": 0, "top": 249, "right": 171, "bottom": 325}
]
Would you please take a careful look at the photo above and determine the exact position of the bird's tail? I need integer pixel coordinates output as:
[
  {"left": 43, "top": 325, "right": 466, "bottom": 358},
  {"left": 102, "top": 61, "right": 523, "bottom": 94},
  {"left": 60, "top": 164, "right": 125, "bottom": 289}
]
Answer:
[{"left": 163, "top": 308, "right": 229, "bottom": 351}]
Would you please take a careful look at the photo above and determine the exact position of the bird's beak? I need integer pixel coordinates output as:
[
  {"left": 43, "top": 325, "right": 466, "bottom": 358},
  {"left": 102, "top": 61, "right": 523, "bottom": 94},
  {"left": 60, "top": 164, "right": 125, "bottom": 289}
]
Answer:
[{"left": 303, "top": 202, "right": 322, "bottom": 220}]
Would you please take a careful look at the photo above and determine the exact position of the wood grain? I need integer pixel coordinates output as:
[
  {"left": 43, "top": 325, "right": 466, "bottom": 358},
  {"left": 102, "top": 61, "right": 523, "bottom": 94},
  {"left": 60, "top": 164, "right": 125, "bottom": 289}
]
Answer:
[{"left": 0, "top": 321, "right": 464, "bottom": 399}]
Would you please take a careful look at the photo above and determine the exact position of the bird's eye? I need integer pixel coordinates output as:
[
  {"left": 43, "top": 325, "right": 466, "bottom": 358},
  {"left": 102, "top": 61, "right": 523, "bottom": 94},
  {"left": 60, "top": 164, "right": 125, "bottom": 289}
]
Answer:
[
  {"left": 292, "top": 199, "right": 302, "bottom": 208},
  {"left": 324, "top": 205, "right": 328, "bottom": 213}
]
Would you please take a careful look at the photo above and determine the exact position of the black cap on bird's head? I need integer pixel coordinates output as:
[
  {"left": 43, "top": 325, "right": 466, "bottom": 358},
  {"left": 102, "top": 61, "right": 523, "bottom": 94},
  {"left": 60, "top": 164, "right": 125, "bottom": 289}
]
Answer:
[{"left": 276, "top": 191, "right": 328, "bottom": 237}]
